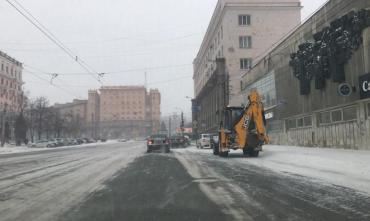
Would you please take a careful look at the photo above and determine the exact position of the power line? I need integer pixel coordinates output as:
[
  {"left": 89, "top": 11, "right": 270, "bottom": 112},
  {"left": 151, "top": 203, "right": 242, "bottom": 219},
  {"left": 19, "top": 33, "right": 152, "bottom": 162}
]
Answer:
[
  {"left": 24, "top": 63, "right": 192, "bottom": 76},
  {"left": 24, "top": 69, "right": 81, "bottom": 98},
  {"left": 5, "top": 0, "right": 102, "bottom": 83},
  {"left": 24, "top": 63, "right": 191, "bottom": 88}
]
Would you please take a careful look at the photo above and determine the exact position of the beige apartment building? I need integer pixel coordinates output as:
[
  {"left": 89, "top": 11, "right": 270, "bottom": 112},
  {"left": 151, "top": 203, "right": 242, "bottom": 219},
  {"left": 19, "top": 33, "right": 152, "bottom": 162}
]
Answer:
[
  {"left": 193, "top": 0, "right": 302, "bottom": 106},
  {"left": 54, "top": 86, "right": 161, "bottom": 139},
  {"left": 54, "top": 99, "right": 88, "bottom": 122},
  {"left": 0, "top": 50, "right": 23, "bottom": 112}
]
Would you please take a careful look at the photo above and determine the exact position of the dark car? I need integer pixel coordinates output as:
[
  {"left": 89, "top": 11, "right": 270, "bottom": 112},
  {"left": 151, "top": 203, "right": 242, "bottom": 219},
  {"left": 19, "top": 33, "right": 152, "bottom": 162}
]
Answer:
[
  {"left": 169, "top": 135, "right": 188, "bottom": 148},
  {"left": 147, "top": 134, "right": 170, "bottom": 153}
]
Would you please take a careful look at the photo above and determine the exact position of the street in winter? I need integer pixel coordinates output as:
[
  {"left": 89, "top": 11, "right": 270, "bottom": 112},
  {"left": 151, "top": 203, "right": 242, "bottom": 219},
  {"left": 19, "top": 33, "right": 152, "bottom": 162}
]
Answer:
[
  {"left": 1, "top": 0, "right": 370, "bottom": 220},
  {"left": 0, "top": 142, "right": 370, "bottom": 221}
]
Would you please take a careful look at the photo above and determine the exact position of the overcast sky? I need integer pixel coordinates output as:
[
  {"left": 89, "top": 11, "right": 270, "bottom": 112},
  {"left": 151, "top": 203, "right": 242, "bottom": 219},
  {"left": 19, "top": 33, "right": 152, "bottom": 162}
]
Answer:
[{"left": 0, "top": 0, "right": 327, "bottom": 117}]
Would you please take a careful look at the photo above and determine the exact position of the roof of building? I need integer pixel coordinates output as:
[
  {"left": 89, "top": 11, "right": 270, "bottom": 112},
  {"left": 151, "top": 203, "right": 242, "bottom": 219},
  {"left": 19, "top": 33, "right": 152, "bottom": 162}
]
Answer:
[
  {"left": 100, "top": 86, "right": 146, "bottom": 90},
  {"left": 0, "top": 50, "right": 23, "bottom": 66}
]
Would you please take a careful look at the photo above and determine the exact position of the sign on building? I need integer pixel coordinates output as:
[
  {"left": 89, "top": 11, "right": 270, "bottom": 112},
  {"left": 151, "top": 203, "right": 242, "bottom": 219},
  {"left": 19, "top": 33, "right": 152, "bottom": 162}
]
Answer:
[{"left": 359, "top": 73, "right": 370, "bottom": 99}]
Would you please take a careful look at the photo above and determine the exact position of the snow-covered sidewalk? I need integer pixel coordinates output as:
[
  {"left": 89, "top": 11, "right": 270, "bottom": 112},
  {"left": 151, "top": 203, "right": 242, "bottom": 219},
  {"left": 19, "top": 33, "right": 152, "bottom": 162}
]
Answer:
[
  {"left": 232, "top": 145, "right": 370, "bottom": 195},
  {"left": 0, "top": 140, "right": 119, "bottom": 155},
  {"left": 180, "top": 145, "right": 370, "bottom": 195}
]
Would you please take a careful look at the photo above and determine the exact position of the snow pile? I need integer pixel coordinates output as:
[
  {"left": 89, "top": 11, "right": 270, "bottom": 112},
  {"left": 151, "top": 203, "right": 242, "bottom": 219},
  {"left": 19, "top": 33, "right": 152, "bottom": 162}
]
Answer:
[
  {"left": 238, "top": 145, "right": 370, "bottom": 195},
  {"left": 0, "top": 140, "right": 119, "bottom": 155}
]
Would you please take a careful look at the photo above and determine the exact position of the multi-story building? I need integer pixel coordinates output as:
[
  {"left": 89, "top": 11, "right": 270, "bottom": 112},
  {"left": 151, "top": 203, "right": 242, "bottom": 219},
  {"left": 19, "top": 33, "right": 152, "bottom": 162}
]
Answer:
[
  {"left": 241, "top": 0, "right": 370, "bottom": 150},
  {"left": 86, "top": 90, "right": 100, "bottom": 138},
  {"left": 192, "top": 0, "right": 302, "bottom": 134},
  {"left": 0, "top": 50, "right": 23, "bottom": 112},
  {"left": 54, "top": 99, "right": 88, "bottom": 122},
  {"left": 54, "top": 86, "right": 161, "bottom": 139},
  {"left": 147, "top": 89, "right": 161, "bottom": 134},
  {"left": 54, "top": 99, "right": 88, "bottom": 137}
]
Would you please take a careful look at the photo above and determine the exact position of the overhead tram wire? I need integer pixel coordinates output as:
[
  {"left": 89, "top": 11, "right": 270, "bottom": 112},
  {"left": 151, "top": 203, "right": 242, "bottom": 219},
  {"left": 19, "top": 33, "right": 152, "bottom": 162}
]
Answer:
[
  {"left": 24, "top": 63, "right": 193, "bottom": 76},
  {"left": 5, "top": 0, "right": 102, "bottom": 83},
  {"left": 23, "top": 64, "right": 86, "bottom": 96},
  {"left": 10, "top": 0, "right": 101, "bottom": 80},
  {"left": 24, "top": 69, "right": 81, "bottom": 98}
]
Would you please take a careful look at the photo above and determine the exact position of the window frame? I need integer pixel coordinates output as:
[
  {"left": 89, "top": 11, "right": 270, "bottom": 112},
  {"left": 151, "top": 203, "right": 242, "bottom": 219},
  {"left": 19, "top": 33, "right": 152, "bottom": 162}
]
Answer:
[
  {"left": 239, "top": 36, "right": 252, "bottom": 49},
  {"left": 240, "top": 58, "right": 252, "bottom": 70},
  {"left": 238, "top": 15, "right": 251, "bottom": 26}
]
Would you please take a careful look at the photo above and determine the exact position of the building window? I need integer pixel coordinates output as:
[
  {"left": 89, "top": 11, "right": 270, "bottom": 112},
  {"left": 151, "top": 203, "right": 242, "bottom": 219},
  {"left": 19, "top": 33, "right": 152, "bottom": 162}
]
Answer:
[
  {"left": 343, "top": 106, "right": 357, "bottom": 121},
  {"left": 239, "top": 36, "right": 252, "bottom": 48},
  {"left": 331, "top": 110, "right": 342, "bottom": 122},
  {"left": 286, "top": 119, "right": 296, "bottom": 130},
  {"left": 304, "top": 116, "right": 312, "bottom": 126},
  {"left": 1, "top": 64, "right": 3, "bottom": 71},
  {"left": 240, "top": 58, "right": 252, "bottom": 70},
  {"left": 318, "top": 112, "right": 331, "bottom": 124},
  {"left": 238, "top": 15, "right": 251, "bottom": 26},
  {"left": 297, "top": 118, "right": 304, "bottom": 127}
]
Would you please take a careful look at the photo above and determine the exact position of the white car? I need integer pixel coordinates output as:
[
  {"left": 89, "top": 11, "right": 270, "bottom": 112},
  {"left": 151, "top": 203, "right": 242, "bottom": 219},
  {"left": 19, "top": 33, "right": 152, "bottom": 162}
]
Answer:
[
  {"left": 197, "top": 134, "right": 211, "bottom": 149},
  {"left": 28, "top": 140, "right": 55, "bottom": 148},
  {"left": 118, "top": 138, "right": 127, "bottom": 142}
]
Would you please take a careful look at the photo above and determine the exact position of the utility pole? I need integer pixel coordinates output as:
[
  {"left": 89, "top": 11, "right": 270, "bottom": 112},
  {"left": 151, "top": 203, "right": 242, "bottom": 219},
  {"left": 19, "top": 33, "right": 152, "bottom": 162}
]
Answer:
[
  {"left": 180, "top": 112, "right": 184, "bottom": 136},
  {"left": 168, "top": 116, "right": 171, "bottom": 138},
  {"left": 1, "top": 103, "right": 8, "bottom": 147}
]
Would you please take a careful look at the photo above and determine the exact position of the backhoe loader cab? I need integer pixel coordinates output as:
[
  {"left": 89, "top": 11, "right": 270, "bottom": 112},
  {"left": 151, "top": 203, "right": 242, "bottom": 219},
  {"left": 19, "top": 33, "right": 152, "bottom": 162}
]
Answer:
[
  {"left": 223, "top": 107, "right": 244, "bottom": 132},
  {"left": 217, "top": 89, "right": 269, "bottom": 158}
]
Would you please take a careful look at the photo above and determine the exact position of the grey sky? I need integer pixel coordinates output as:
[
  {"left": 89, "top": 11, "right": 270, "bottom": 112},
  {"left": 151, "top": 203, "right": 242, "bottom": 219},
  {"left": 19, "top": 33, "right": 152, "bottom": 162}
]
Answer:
[{"left": 0, "top": 0, "right": 327, "bottom": 117}]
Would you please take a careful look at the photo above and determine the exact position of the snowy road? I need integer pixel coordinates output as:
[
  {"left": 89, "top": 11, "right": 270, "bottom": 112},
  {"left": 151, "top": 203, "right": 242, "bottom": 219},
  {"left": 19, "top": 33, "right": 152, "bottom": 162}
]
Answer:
[
  {"left": 1, "top": 143, "right": 370, "bottom": 221},
  {"left": 0, "top": 141, "right": 145, "bottom": 221}
]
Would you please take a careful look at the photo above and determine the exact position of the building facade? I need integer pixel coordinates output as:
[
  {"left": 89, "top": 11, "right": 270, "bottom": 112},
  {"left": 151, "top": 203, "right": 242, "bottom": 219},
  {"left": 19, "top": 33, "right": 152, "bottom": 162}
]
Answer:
[
  {"left": 54, "top": 86, "right": 161, "bottom": 139},
  {"left": 192, "top": 58, "right": 229, "bottom": 135},
  {"left": 0, "top": 51, "right": 23, "bottom": 112},
  {"left": 241, "top": 0, "right": 370, "bottom": 150},
  {"left": 54, "top": 99, "right": 88, "bottom": 137},
  {"left": 193, "top": 0, "right": 301, "bottom": 106},
  {"left": 192, "top": 0, "right": 301, "bottom": 135}
]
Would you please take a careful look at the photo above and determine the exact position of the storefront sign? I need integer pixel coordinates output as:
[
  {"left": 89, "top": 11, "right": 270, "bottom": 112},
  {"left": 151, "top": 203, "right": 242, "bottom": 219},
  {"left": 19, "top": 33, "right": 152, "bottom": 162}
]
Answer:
[
  {"left": 265, "top": 112, "right": 274, "bottom": 120},
  {"left": 359, "top": 73, "right": 370, "bottom": 99}
]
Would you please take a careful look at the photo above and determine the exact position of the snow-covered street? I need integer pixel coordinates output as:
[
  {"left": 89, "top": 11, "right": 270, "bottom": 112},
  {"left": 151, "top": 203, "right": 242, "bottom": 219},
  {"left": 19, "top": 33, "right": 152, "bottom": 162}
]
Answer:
[
  {"left": 186, "top": 145, "right": 370, "bottom": 195},
  {"left": 0, "top": 141, "right": 145, "bottom": 221},
  {"left": 1, "top": 142, "right": 370, "bottom": 221}
]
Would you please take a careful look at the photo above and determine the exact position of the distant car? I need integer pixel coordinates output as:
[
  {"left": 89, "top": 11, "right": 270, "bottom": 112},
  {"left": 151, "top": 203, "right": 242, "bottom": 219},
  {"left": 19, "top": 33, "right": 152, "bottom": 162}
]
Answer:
[
  {"left": 28, "top": 140, "right": 55, "bottom": 148},
  {"left": 50, "top": 138, "right": 64, "bottom": 147},
  {"left": 169, "top": 135, "right": 188, "bottom": 148},
  {"left": 118, "top": 138, "right": 127, "bottom": 142},
  {"left": 147, "top": 134, "right": 170, "bottom": 153},
  {"left": 82, "top": 138, "right": 95, "bottom": 143},
  {"left": 69, "top": 139, "right": 80, "bottom": 145},
  {"left": 75, "top": 138, "right": 84, "bottom": 145},
  {"left": 197, "top": 134, "right": 211, "bottom": 149}
]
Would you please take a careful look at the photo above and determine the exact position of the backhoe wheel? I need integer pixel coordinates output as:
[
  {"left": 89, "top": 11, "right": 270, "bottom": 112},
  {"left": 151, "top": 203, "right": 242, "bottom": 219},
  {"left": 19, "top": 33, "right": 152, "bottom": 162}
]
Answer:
[
  {"left": 213, "top": 144, "right": 220, "bottom": 155},
  {"left": 250, "top": 150, "right": 259, "bottom": 157},
  {"left": 219, "top": 151, "right": 228, "bottom": 158},
  {"left": 243, "top": 148, "right": 249, "bottom": 156}
]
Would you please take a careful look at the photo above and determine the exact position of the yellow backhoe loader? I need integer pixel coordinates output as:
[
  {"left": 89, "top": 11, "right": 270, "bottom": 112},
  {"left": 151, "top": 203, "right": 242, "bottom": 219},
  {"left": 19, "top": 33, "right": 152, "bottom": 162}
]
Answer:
[{"left": 215, "top": 89, "right": 269, "bottom": 157}]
